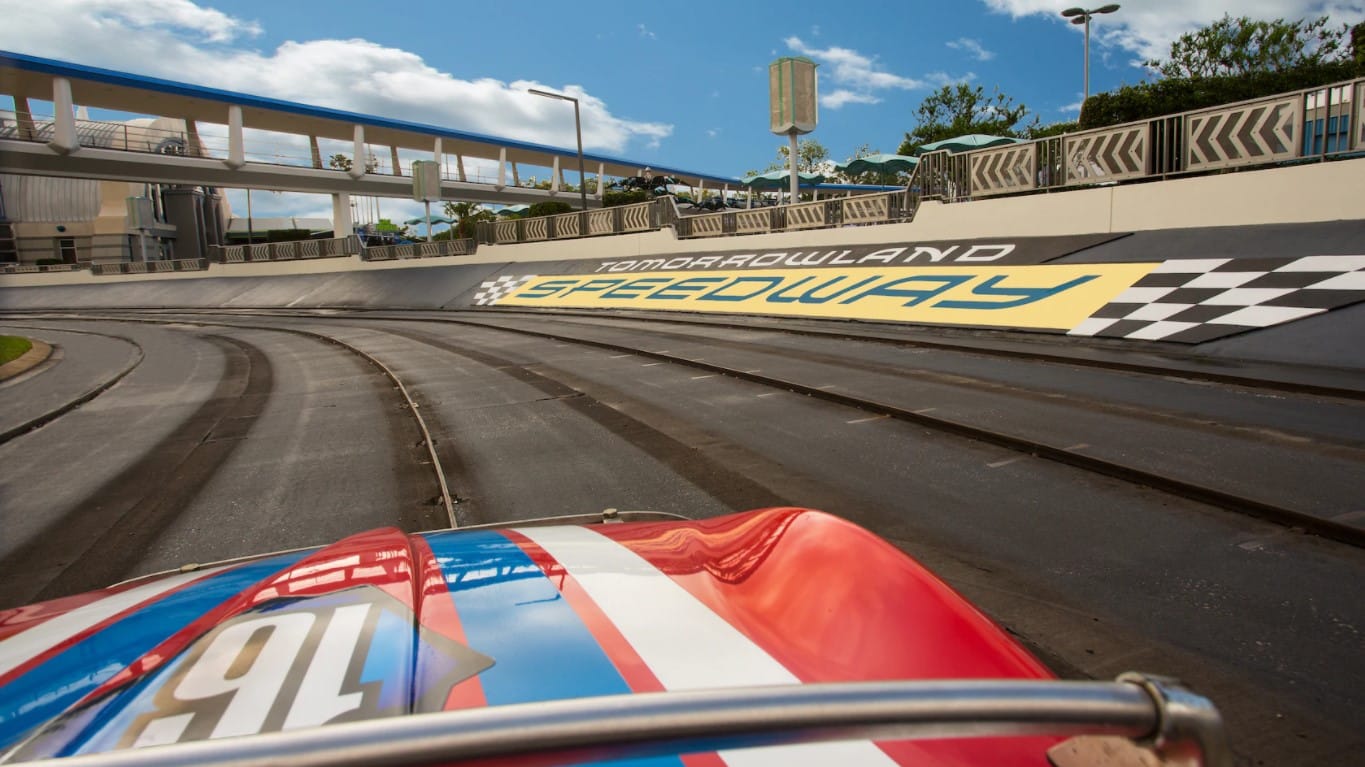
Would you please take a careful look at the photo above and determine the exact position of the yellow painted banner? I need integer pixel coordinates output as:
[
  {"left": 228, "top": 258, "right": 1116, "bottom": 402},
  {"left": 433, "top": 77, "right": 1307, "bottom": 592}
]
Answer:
[{"left": 494, "top": 263, "right": 1160, "bottom": 331}]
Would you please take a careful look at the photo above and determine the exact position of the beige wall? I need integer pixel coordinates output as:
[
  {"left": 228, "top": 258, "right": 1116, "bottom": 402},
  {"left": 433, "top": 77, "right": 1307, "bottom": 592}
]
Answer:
[{"left": 4, "top": 157, "right": 1362, "bottom": 287}]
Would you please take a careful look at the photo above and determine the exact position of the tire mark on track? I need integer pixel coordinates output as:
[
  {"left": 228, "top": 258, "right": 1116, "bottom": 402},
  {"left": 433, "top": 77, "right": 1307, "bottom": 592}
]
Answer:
[
  {"left": 0, "top": 334, "right": 271, "bottom": 609},
  {"left": 0, "top": 325, "right": 145, "bottom": 445},
  {"left": 364, "top": 323, "right": 789, "bottom": 523}
]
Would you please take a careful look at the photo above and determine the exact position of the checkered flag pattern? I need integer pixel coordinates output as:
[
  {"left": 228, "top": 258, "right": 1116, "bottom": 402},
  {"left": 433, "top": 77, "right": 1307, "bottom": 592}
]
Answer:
[
  {"left": 1070, "top": 256, "right": 1365, "bottom": 344},
  {"left": 472, "top": 275, "right": 536, "bottom": 306}
]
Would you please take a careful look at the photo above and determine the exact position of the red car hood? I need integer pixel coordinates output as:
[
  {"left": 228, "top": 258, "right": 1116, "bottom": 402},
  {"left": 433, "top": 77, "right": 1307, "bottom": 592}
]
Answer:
[{"left": 0, "top": 508, "right": 1055, "bottom": 764}]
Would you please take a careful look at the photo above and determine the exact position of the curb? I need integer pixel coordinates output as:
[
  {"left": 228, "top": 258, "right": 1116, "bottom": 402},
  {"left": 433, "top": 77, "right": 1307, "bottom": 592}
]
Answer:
[{"left": 0, "top": 339, "right": 53, "bottom": 381}]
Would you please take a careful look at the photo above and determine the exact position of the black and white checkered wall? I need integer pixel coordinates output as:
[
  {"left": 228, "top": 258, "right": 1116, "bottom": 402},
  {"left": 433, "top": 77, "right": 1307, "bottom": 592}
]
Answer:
[
  {"left": 1070, "top": 256, "right": 1365, "bottom": 344},
  {"left": 472, "top": 275, "right": 536, "bottom": 306}
]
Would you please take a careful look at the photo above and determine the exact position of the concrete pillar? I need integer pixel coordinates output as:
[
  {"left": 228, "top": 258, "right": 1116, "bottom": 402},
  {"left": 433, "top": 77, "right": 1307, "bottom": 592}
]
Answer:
[
  {"left": 226, "top": 105, "right": 245, "bottom": 169},
  {"left": 309, "top": 135, "right": 322, "bottom": 168},
  {"left": 496, "top": 147, "right": 506, "bottom": 190},
  {"left": 596, "top": 162, "right": 605, "bottom": 198},
  {"left": 14, "top": 96, "right": 37, "bottom": 141},
  {"left": 456, "top": 153, "right": 466, "bottom": 182},
  {"left": 390, "top": 145, "right": 402, "bottom": 176},
  {"left": 50, "top": 77, "right": 78, "bottom": 154},
  {"left": 551, "top": 155, "right": 561, "bottom": 194},
  {"left": 162, "top": 186, "right": 206, "bottom": 260},
  {"left": 349, "top": 126, "right": 366, "bottom": 180},
  {"left": 511, "top": 162, "right": 520, "bottom": 187},
  {"left": 186, "top": 119, "right": 202, "bottom": 158},
  {"left": 332, "top": 193, "right": 353, "bottom": 238}
]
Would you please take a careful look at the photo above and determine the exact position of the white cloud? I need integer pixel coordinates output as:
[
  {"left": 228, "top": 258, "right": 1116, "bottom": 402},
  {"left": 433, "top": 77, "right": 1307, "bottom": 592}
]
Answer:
[
  {"left": 637, "top": 23, "right": 656, "bottom": 39},
  {"left": 946, "top": 37, "right": 996, "bottom": 61},
  {"left": 706, "top": 129, "right": 719, "bottom": 138},
  {"left": 982, "top": 1, "right": 1365, "bottom": 68},
  {"left": 786, "top": 36, "right": 950, "bottom": 109},
  {"left": 0, "top": 0, "right": 672, "bottom": 155}
]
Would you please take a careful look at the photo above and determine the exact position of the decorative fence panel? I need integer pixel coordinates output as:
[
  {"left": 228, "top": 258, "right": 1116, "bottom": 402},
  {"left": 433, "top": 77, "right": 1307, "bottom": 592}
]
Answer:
[
  {"left": 1064, "top": 124, "right": 1147, "bottom": 184},
  {"left": 969, "top": 144, "right": 1037, "bottom": 197},
  {"left": 1184, "top": 96, "right": 1298, "bottom": 171},
  {"left": 687, "top": 214, "right": 726, "bottom": 237},
  {"left": 841, "top": 193, "right": 890, "bottom": 224},
  {"left": 493, "top": 221, "right": 519, "bottom": 243},
  {"left": 733, "top": 209, "right": 771, "bottom": 234},
  {"left": 587, "top": 209, "right": 616, "bottom": 235},
  {"left": 521, "top": 217, "right": 548, "bottom": 241},
  {"left": 783, "top": 200, "right": 828, "bottom": 230},
  {"left": 551, "top": 211, "right": 582, "bottom": 239},
  {"left": 618, "top": 202, "right": 654, "bottom": 232}
]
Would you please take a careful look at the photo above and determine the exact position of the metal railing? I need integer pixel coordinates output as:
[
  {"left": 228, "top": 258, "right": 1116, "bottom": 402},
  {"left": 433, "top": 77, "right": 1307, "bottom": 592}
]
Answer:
[
  {"left": 672, "top": 192, "right": 907, "bottom": 240},
  {"left": 921, "top": 74, "right": 1364, "bottom": 202},
  {"left": 211, "top": 235, "right": 361, "bottom": 263},
  {"left": 13, "top": 675, "right": 1228, "bottom": 767},
  {"left": 90, "top": 258, "right": 209, "bottom": 275},
  {"left": 478, "top": 200, "right": 663, "bottom": 244},
  {"left": 363, "top": 238, "right": 476, "bottom": 260}
]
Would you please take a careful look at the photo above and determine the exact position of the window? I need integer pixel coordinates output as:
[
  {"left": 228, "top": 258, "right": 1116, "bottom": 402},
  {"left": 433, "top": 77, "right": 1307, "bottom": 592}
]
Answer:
[{"left": 58, "top": 237, "right": 77, "bottom": 264}]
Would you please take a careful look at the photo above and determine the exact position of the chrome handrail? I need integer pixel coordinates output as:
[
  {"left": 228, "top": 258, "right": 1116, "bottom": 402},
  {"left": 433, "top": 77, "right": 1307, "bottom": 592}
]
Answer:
[{"left": 11, "top": 675, "right": 1229, "bottom": 766}]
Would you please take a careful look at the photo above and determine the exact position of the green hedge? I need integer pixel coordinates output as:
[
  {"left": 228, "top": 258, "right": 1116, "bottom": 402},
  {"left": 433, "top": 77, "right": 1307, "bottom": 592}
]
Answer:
[
  {"left": 526, "top": 201, "right": 574, "bottom": 218},
  {"left": 1080, "top": 60, "right": 1365, "bottom": 129},
  {"left": 603, "top": 190, "right": 651, "bottom": 207},
  {"left": 265, "top": 228, "right": 312, "bottom": 242}
]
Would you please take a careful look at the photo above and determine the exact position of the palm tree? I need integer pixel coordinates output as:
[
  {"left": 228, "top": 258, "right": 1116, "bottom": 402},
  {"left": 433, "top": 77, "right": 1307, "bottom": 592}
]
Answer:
[{"left": 442, "top": 201, "right": 496, "bottom": 239}]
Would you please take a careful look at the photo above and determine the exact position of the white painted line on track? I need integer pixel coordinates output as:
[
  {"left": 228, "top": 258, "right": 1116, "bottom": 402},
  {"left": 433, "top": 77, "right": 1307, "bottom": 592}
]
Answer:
[
  {"left": 756, "top": 392, "right": 781, "bottom": 398},
  {"left": 846, "top": 415, "right": 888, "bottom": 424},
  {"left": 987, "top": 456, "right": 1027, "bottom": 468},
  {"left": 610, "top": 354, "right": 631, "bottom": 359},
  {"left": 1065, "top": 443, "right": 1090, "bottom": 451},
  {"left": 691, "top": 374, "right": 718, "bottom": 380},
  {"left": 914, "top": 407, "right": 937, "bottom": 414},
  {"left": 642, "top": 362, "right": 665, "bottom": 367}
]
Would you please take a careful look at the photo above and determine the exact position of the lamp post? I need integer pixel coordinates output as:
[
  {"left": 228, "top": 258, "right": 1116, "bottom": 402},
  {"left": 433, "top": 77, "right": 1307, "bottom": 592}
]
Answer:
[
  {"left": 1061, "top": 5, "right": 1120, "bottom": 103},
  {"left": 528, "top": 88, "right": 589, "bottom": 212}
]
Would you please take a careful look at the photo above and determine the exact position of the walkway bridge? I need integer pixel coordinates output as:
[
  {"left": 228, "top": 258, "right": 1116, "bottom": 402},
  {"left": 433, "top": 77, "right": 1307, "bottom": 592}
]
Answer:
[{"left": 0, "top": 51, "right": 747, "bottom": 229}]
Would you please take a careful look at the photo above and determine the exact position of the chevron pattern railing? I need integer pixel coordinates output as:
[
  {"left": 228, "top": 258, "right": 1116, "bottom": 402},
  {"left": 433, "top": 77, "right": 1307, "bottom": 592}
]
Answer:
[
  {"left": 841, "top": 193, "right": 892, "bottom": 224},
  {"left": 551, "top": 211, "right": 582, "bottom": 239},
  {"left": 522, "top": 217, "right": 549, "bottom": 241},
  {"left": 619, "top": 201, "right": 653, "bottom": 232},
  {"left": 1065, "top": 124, "right": 1147, "bottom": 184},
  {"left": 1185, "top": 96, "right": 1299, "bottom": 171},
  {"left": 492, "top": 221, "right": 518, "bottom": 243},
  {"left": 784, "top": 200, "right": 828, "bottom": 230},
  {"left": 687, "top": 213, "right": 727, "bottom": 237},
  {"left": 587, "top": 209, "right": 616, "bottom": 235},
  {"left": 969, "top": 144, "right": 1037, "bottom": 197},
  {"left": 733, "top": 209, "right": 772, "bottom": 234}
]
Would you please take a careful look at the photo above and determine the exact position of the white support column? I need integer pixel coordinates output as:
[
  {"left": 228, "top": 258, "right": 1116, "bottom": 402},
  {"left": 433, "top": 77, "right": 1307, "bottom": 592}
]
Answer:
[
  {"left": 456, "top": 154, "right": 466, "bottom": 182},
  {"left": 332, "top": 193, "right": 353, "bottom": 238},
  {"left": 433, "top": 137, "right": 443, "bottom": 179},
  {"left": 225, "top": 105, "right": 245, "bottom": 169},
  {"left": 511, "top": 161, "right": 520, "bottom": 187},
  {"left": 49, "top": 77, "right": 78, "bottom": 154},
  {"left": 596, "top": 162, "right": 605, "bottom": 198},
  {"left": 550, "top": 155, "right": 561, "bottom": 194},
  {"left": 349, "top": 125, "right": 366, "bottom": 180},
  {"left": 496, "top": 147, "right": 506, "bottom": 190}
]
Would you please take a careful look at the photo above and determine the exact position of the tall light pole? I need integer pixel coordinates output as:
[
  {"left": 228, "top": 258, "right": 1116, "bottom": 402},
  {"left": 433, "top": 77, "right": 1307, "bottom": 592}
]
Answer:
[
  {"left": 1062, "top": 5, "right": 1120, "bottom": 103},
  {"left": 528, "top": 88, "right": 589, "bottom": 212}
]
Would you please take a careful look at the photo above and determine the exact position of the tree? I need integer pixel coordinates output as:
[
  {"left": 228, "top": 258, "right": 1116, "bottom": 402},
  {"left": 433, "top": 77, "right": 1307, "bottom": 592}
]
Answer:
[
  {"left": 442, "top": 201, "right": 496, "bottom": 240},
  {"left": 897, "top": 85, "right": 1032, "bottom": 155},
  {"left": 327, "top": 152, "right": 379, "bottom": 173},
  {"left": 747, "top": 137, "right": 832, "bottom": 176},
  {"left": 1147, "top": 15, "right": 1351, "bottom": 79},
  {"left": 831, "top": 144, "right": 910, "bottom": 186}
]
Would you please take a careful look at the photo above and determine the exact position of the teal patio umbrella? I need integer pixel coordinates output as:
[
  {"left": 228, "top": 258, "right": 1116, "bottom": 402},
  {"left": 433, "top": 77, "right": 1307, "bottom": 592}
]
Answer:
[
  {"left": 404, "top": 214, "right": 456, "bottom": 226},
  {"left": 911, "top": 134, "right": 1025, "bottom": 155},
  {"left": 741, "top": 170, "right": 826, "bottom": 189},
  {"left": 834, "top": 153, "right": 918, "bottom": 175}
]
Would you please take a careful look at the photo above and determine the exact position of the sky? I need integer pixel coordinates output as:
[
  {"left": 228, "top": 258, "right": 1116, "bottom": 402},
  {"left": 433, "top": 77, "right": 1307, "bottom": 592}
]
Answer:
[{"left": 2, "top": 0, "right": 1362, "bottom": 225}]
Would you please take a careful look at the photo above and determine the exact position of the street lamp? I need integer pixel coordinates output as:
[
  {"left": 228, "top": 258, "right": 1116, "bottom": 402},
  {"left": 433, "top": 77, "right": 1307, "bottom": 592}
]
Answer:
[
  {"left": 1062, "top": 5, "right": 1120, "bottom": 103},
  {"left": 528, "top": 88, "right": 589, "bottom": 212}
]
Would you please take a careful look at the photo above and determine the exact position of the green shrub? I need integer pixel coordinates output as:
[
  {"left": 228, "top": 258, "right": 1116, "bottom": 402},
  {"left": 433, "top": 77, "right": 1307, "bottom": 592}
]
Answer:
[
  {"left": 1080, "top": 60, "right": 1364, "bottom": 129},
  {"left": 526, "top": 201, "right": 574, "bottom": 218},
  {"left": 603, "top": 190, "right": 651, "bottom": 207},
  {"left": 265, "top": 228, "right": 312, "bottom": 242}
]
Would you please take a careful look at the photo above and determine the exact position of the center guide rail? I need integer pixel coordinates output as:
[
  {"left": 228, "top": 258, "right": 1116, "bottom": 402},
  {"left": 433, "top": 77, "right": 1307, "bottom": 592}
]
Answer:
[{"left": 10, "top": 674, "right": 1228, "bottom": 767}]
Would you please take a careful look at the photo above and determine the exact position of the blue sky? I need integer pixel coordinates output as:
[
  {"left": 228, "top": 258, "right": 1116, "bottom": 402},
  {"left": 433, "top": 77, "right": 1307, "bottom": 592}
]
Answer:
[{"left": 2, "top": 0, "right": 1362, "bottom": 222}]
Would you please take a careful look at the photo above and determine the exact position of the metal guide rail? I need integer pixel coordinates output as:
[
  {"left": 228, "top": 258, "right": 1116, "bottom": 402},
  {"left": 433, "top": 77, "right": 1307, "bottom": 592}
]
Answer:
[{"left": 4, "top": 674, "right": 1229, "bottom": 766}]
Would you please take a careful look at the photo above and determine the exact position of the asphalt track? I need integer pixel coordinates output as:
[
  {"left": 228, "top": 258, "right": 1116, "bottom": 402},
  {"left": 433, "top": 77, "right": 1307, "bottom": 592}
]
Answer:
[{"left": 1, "top": 310, "right": 1362, "bottom": 766}]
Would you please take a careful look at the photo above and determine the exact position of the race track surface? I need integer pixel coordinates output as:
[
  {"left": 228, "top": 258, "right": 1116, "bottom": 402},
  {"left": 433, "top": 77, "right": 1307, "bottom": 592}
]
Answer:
[{"left": 1, "top": 308, "right": 1361, "bottom": 766}]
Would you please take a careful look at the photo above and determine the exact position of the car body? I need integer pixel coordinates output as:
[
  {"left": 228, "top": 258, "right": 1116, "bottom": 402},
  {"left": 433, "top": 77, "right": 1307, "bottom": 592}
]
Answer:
[{"left": 0, "top": 508, "right": 1223, "bottom": 765}]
